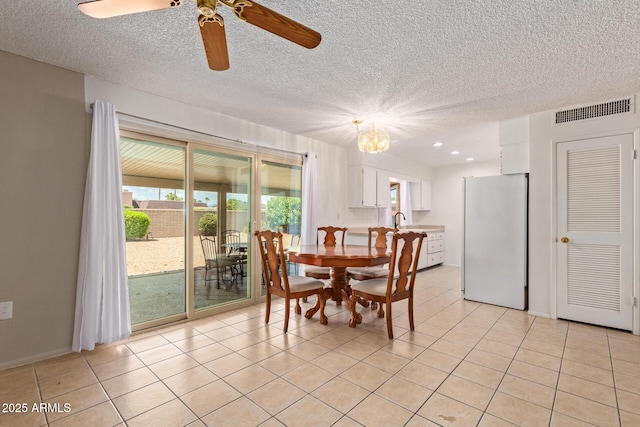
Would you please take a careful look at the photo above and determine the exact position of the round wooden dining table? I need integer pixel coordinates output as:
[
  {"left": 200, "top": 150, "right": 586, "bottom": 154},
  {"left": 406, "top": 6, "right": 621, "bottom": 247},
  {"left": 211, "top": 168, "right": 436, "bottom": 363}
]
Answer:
[{"left": 287, "top": 244, "right": 391, "bottom": 306}]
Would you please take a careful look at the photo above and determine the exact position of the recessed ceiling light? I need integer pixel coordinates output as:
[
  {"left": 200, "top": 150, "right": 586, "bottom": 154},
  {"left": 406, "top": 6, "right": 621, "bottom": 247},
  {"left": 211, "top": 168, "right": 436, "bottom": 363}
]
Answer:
[
  {"left": 451, "top": 151, "right": 460, "bottom": 155},
  {"left": 466, "top": 157, "right": 474, "bottom": 161},
  {"left": 433, "top": 141, "right": 443, "bottom": 147}
]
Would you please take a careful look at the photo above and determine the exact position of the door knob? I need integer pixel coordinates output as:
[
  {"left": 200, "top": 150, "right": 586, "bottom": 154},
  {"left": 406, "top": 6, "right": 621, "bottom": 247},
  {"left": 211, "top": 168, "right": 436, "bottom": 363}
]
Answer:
[{"left": 560, "top": 237, "right": 569, "bottom": 243}]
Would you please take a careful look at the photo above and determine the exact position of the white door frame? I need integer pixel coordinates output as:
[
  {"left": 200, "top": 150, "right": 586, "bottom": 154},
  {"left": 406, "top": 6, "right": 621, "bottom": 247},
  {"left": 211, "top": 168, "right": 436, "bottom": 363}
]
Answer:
[{"left": 551, "top": 128, "right": 640, "bottom": 334}]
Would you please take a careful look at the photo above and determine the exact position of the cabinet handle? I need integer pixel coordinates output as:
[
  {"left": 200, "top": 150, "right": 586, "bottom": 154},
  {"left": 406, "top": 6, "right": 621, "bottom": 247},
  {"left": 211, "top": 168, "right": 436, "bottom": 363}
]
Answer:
[{"left": 560, "top": 237, "right": 569, "bottom": 243}]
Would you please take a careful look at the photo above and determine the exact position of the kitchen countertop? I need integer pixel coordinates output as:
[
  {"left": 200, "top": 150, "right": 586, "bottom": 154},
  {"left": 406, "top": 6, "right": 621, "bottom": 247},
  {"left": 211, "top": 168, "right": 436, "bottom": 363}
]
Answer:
[{"left": 348, "top": 225, "right": 445, "bottom": 235}]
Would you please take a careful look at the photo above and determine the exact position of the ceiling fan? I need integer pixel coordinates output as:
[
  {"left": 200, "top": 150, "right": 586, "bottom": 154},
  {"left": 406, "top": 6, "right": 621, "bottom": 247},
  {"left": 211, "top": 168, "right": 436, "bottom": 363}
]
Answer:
[{"left": 77, "top": 0, "right": 322, "bottom": 71}]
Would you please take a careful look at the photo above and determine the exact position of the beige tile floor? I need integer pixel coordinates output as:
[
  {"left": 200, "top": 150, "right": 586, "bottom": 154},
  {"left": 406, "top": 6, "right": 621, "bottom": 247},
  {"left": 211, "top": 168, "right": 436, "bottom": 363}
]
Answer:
[{"left": 2, "top": 265, "right": 640, "bottom": 426}]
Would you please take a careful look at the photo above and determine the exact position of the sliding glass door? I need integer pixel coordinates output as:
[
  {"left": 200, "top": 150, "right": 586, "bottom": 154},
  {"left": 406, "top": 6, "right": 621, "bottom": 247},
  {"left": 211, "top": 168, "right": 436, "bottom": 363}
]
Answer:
[
  {"left": 259, "top": 159, "right": 302, "bottom": 295},
  {"left": 120, "top": 134, "right": 187, "bottom": 327},
  {"left": 120, "top": 131, "right": 302, "bottom": 327},
  {"left": 193, "top": 148, "right": 252, "bottom": 310}
]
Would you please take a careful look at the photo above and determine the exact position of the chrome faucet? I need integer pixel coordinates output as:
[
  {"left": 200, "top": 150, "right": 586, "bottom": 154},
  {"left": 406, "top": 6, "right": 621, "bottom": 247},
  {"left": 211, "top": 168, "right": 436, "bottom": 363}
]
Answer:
[{"left": 393, "top": 212, "right": 406, "bottom": 229}]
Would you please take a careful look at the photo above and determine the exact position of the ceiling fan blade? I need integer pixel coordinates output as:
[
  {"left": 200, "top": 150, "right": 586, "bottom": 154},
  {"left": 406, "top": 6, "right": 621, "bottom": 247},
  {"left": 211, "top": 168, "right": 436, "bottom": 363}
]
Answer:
[
  {"left": 232, "top": 1, "right": 321, "bottom": 49},
  {"left": 77, "top": 0, "right": 181, "bottom": 19},
  {"left": 199, "top": 14, "right": 230, "bottom": 71}
]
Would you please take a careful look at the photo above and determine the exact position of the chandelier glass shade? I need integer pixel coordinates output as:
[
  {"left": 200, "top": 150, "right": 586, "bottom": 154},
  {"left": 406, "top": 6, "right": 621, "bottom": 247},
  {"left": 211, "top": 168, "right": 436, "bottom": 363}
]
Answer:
[{"left": 356, "top": 123, "right": 390, "bottom": 153}]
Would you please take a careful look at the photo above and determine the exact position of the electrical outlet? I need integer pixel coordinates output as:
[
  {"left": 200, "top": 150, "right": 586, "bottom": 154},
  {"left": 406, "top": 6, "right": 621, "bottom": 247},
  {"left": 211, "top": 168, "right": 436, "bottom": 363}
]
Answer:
[{"left": 0, "top": 301, "right": 13, "bottom": 320}]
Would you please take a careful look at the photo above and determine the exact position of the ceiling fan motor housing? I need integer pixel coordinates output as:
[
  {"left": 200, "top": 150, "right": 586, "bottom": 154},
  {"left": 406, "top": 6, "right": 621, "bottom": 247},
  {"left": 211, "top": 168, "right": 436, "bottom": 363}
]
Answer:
[{"left": 197, "top": 0, "right": 217, "bottom": 16}]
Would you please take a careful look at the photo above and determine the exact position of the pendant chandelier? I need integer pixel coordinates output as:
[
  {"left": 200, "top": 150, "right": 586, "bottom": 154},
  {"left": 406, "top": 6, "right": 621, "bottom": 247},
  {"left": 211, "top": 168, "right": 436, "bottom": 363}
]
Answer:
[{"left": 353, "top": 120, "right": 390, "bottom": 153}]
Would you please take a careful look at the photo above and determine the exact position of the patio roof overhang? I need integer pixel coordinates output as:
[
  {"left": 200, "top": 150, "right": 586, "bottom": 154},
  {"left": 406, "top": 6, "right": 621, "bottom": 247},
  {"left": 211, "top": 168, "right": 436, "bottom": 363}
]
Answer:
[{"left": 120, "top": 137, "right": 301, "bottom": 197}]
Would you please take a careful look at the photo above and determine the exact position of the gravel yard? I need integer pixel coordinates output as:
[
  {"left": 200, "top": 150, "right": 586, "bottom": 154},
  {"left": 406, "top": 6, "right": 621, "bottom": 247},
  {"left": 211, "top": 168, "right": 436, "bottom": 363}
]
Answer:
[
  {"left": 125, "top": 236, "right": 206, "bottom": 276},
  {"left": 124, "top": 232, "right": 270, "bottom": 276}
]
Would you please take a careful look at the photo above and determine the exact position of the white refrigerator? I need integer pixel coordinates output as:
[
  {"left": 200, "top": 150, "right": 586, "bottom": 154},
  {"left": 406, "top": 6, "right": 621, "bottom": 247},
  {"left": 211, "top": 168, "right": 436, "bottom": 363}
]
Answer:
[{"left": 462, "top": 174, "right": 528, "bottom": 310}]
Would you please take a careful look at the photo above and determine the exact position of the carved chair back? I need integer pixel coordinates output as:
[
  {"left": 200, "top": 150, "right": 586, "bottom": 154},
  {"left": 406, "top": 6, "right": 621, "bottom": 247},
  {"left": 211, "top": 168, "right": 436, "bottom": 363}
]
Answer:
[
  {"left": 368, "top": 226, "right": 397, "bottom": 249},
  {"left": 386, "top": 231, "right": 427, "bottom": 296},
  {"left": 255, "top": 230, "right": 290, "bottom": 293},
  {"left": 317, "top": 226, "right": 347, "bottom": 246}
]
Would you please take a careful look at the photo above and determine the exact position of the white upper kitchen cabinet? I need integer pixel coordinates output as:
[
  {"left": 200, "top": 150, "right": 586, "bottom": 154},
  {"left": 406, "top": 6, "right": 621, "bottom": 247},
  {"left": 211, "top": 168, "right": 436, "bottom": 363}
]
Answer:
[
  {"left": 411, "top": 180, "right": 432, "bottom": 211},
  {"left": 348, "top": 165, "right": 390, "bottom": 208},
  {"left": 376, "top": 169, "right": 390, "bottom": 207}
]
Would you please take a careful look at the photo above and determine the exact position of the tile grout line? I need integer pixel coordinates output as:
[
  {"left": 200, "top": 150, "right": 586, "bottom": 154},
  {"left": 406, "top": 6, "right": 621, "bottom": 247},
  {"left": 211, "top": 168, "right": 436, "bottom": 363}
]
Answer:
[
  {"left": 608, "top": 331, "right": 623, "bottom": 427},
  {"left": 419, "top": 303, "right": 522, "bottom": 426},
  {"left": 4, "top": 267, "right": 640, "bottom": 426}
]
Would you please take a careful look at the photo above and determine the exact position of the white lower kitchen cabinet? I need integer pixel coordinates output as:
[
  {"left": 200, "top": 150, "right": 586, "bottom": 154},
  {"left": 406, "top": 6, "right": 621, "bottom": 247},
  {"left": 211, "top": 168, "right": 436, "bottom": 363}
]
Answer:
[
  {"left": 411, "top": 231, "right": 443, "bottom": 270},
  {"left": 394, "top": 228, "right": 445, "bottom": 270},
  {"left": 346, "top": 227, "right": 443, "bottom": 271},
  {"left": 422, "top": 232, "right": 444, "bottom": 268}
]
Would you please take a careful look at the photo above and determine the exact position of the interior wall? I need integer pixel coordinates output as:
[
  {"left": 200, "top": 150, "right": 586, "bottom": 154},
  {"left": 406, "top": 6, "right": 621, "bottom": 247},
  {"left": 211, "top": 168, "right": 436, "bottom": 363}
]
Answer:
[
  {"left": 527, "top": 110, "right": 554, "bottom": 317},
  {"left": 0, "top": 57, "right": 347, "bottom": 369},
  {"left": 0, "top": 51, "right": 88, "bottom": 369},
  {"left": 348, "top": 146, "right": 434, "bottom": 181},
  {"left": 425, "top": 160, "right": 501, "bottom": 266},
  {"left": 528, "top": 98, "right": 640, "bottom": 321}
]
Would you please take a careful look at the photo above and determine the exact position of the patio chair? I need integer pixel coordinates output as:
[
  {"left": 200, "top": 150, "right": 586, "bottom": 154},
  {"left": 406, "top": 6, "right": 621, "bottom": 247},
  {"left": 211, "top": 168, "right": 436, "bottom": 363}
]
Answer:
[
  {"left": 255, "top": 230, "right": 327, "bottom": 333},
  {"left": 200, "top": 235, "right": 239, "bottom": 296},
  {"left": 285, "top": 234, "right": 300, "bottom": 275},
  {"left": 348, "top": 231, "right": 427, "bottom": 339},
  {"left": 304, "top": 226, "right": 348, "bottom": 280},
  {"left": 222, "top": 229, "right": 247, "bottom": 278}
]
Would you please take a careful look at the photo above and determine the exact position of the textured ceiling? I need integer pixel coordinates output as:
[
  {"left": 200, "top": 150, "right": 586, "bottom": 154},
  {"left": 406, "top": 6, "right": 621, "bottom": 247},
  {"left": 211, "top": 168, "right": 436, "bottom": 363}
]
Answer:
[{"left": 2, "top": 1, "right": 640, "bottom": 166}]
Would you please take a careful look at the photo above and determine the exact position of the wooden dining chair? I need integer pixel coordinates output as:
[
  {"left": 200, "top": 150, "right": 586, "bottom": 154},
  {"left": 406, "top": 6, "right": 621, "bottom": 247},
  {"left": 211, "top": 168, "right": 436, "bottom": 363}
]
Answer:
[
  {"left": 348, "top": 231, "right": 427, "bottom": 339},
  {"left": 347, "top": 226, "right": 397, "bottom": 315},
  {"left": 304, "top": 226, "right": 348, "bottom": 280},
  {"left": 348, "top": 227, "right": 397, "bottom": 281},
  {"left": 255, "top": 230, "right": 327, "bottom": 333}
]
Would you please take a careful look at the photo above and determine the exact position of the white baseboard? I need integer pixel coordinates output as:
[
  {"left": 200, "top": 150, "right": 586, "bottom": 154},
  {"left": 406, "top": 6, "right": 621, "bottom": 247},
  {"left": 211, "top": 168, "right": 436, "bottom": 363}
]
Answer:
[
  {"left": 0, "top": 347, "right": 72, "bottom": 371},
  {"left": 527, "top": 310, "right": 552, "bottom": 319}
]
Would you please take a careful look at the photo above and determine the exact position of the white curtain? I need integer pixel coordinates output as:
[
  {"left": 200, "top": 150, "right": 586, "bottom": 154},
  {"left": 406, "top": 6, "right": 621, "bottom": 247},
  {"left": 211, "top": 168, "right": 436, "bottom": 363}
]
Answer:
[
  {"left": 301, "top": 152, "right": 318, "bottom": 246},
  {"left": 400, "top": 180, "right": 413, "bottom": 225},
  {"left": 72, "top": 101, "right": 130, "bottom": 352}
]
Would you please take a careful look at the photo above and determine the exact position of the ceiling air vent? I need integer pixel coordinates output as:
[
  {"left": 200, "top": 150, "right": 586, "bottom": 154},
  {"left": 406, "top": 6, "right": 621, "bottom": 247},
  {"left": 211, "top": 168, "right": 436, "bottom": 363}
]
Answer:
[{"left": 555, "top": 98, "right": 632, "bottom": 124}]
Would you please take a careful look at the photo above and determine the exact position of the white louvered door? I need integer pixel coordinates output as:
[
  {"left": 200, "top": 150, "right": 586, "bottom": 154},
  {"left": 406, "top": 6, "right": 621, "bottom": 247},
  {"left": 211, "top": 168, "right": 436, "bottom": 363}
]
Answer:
[{"left": 557, "top": 133, "right": 633, "bottom": 330}]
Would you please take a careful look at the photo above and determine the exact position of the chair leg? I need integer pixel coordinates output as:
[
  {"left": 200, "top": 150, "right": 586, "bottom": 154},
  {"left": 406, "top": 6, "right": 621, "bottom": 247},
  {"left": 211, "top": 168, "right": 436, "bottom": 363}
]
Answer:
[
  {"left": 408, "top": 295, "right": 415, "bottom": 332},
  {"left": 295, "top": 298, "right": 302, "bottom": 315},
  {"left": 225, "top": 265, "right": 239, "bottom": 293},
  {"left": 283, "top": 299, "right": 291, "bottom": 333},
  {"left": 215, "top": 266, "right": 222, "bottom": 289},
  {"left": 239, "top": 260, "right": 245, "bottom": 278},
  {"left": 386, "top": 301, "right": 394, "bottom": 339},
  {"left": 318, "top": 292, "right": 328, "bottom": 325},
  {"left": 265, "top": 293, "right": 271, "bottom": 324},
  {"left": 204, "top": 266, "right": 211, "bottom": 299}
]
